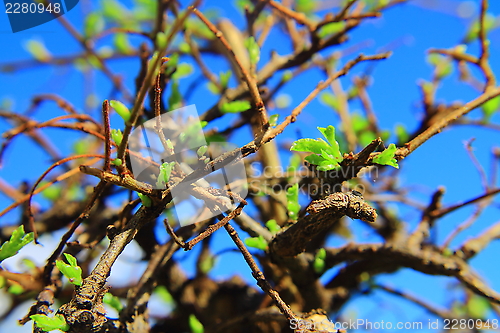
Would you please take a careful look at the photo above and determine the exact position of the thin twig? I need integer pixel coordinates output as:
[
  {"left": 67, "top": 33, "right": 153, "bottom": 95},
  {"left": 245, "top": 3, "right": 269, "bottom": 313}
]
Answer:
[
  {"left": 192, "top": 7, "right": 269, "bottom": 131},
  {"left": 102, "top": 101, "right": 111, "bottom": 171},
  {"left": 42, "top": 181, "right": 107, "bottom": 285},
  {"left": 429, "top": 188, "right": 500, "bottom": 219},
  {"left": 224, "top": 223, "right": 297, "bottom": 321},
  {"left": 397, "top": 86, "right": 500, "bottom": 158}
]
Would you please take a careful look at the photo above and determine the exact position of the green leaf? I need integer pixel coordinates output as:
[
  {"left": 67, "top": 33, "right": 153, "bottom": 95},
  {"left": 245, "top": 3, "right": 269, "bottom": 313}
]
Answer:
[
  {"left": 244, "top": 235, "right": 268, "bottom": 250},
  {"left": 454, "top": 44, "right": 467, "bottom": 54},
  {"left": 304, "top": 153, "right": 326, "bottom": 166},
  {"left": 64, "top": 253, "right": 77, "bottom": 267},
  {"left": 296, "top": 0, "right": 315, "bottom": 15},
  {"left": 347, "top": 85, "right": 359, "bottom": 99},
  {"left": 199, "top": 254, "right": 216, "bottom": 274},
  {"left": 244, "top": 36, "right": 260, "bottom": 65},
  {"left": 168, "top": 80, "right": 182, "bottom": 110},
  {"left": 110, "top": 100, "right": 131, "bottom": 123},
  {"left": 73, "top": 140, "right": 88, "bottom": 155},
  {"left": 372, "top": 143, "right": 399, "bottom": 169},
  {"left": 275, "top": 94, "right": 291, "bottom": 109},
  {"left": 186, "top": 17, "right": 214, "bottom": 40},
  {"left": 166, "top": 139, "right": 174, "bottom": 152},
  {"left": 442, "top": 248, "right": 453, "bottom": 257},
  {"left": 156, "top": 162, "right": 175, "bottom": 188},
  {"left": 482, "top": 96, "right": 500, "bottom": 119},
  {"left": 359, "top": 131, "right": 377, "bottom": 147},
  {"left": 40, "top": 182, "right": 61, "bottom": 201},
  {"left": 269, "top": 114, "right": 279, "bottom": 126},
  {"left": 315, "top": 248, "right": 326, "bottom": 260},
  {"left": 290, "top": 138, "right": 330, "bottom": 155},
  {"left": 467, "top": 295, "right": 491, "bottom": 319},
  {"left": 319, "top": 92, "right": 339, "bottom": 111},
  {"left": 103, "top": 293, "right": 123, "bottom": 312},
  {"left": 318, "top": 126, "right": 341, "bottom": 159},
  {"left": 265, "top": 219, "right": 281, "bottom": 234},
  {"left": 287, "top": 154, "right": 302, "bottom": 173},
  {"left": 313, "top": 248, "right": 326, "bottom": 274},
  {"left": 0, "top": 226, "right": 34, "bottom": 262},
  {"left": 156, "top": 32, "right": 167, "bottom": 49},
  {"left": 111, "top": 129, "right": 123, "bottom": 146},
  {"left": 138, "top": 193, "right": 152, "bottom": 207},
  {"left": 235, "top": 0, "right": 254, "bottom": 11},
  {"left": 56, "top": 253, "right": 82, "bottom": 286},
  {"left": 165, "top": 53, "right": 179, "bottom": 69},
  {"left": 102, "top": 0, "right": 128, "bottom": 22},
  {"left": 421, "top": 80, "right": 434, "bottom": 95},
  {"left": 206, "top": 133, "right": 226, "bottom": 144},
  {"left": 197, "top": 145, "right": 208, "bottom": 157},
  {"left": 427, "top": 53, "right": 442, "bottom": 66},
  {"left": 219, "top": 70, "right": 232, "bottom": 88},
  {"left": 155, "top": 285, "right": 174, "bottom": 304},
  {"left": 282, "top": 70, "right": 293, "bottom": 82},
  {"left": 24, "top": 39, "right": 51, "bottom": 62},
  {"left": 395, "top": 124, "right": 409, "bottom": 143},
  {"left": 206, "top": 82, "right": 220, "bottom": 95},
  {"left": 352, "top": 112, "right": 369, "bottom": 133},
  {"left": 320, "top": 149, "right": 336, "bottom": 162},
  {"left": 316, "top": 161, "right": 340, "bottom": 172},
  {"left": 436, "top": 60, "right": 453, "bottom": 79},
  {"left": 220, "top": 100, "right": 251, "bottom": 114},
  {"left": 8, "top": 283, "right": 24, "bottom": 295},
  {"left": 112, "top": 158, "right": 123, "bottom": 166},
  {"left": 179, "top": 42, "right": 191, "bottom": 53},
  {"left": 317, "top": 22, "right": 345, "bottom": 38},
  {"left": 172, "top": 63, "right": 194, "bottom": 80},
  {"left": 286, "top": 183, "right": 300, "bottom": 220},
  {"left": 84, "top": 12, "right": 105, "bottom": 38},
  {"left": 31, "top": 314, "right": 70, "bottom": 332},
  {"left": 291, "top": 126, "right": 343, "bottom": 171},
  {"left": 114, "top": 33, "right": 132, "bottom": 54},
  {"left": 189, "top": 314, "right": 204, "bottom": 333},
  {"left": 465, "top": 14, "right": 496, "bottom": 42}
]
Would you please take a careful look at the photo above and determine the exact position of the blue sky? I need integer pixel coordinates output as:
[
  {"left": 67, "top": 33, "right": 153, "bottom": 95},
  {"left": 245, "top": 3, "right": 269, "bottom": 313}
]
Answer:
[{"left": 1, "top": 0, "right": 500, "bottom": 332}]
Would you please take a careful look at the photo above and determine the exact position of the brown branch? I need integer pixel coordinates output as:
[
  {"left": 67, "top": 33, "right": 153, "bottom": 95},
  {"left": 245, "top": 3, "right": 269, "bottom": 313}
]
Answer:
[
  {"left": 26, "top": 154, "right": 105, "bottom": 242},
  {"left": 192, "top": 6, "right": 268, "bottom": 131},
  {"left": 429, "top": 187, "right": 500, "bottom": 219},
  {"left": 323, "top": 243, "right": 500, "bottom": 305},
  {"left": 102, "top": 101, "right": 112, "bottom": 171},
  {"left": 478, "top": 0, "right": 495, "bottom": 90},
  {"left": 42, "top": 181, "right": 107, "bottom": 285},
  {"left": 79, "top": 166, "right": 154, "bottom": 195},
  {"left": 0, "top": 158, "right": 101, "bottom": 219},
  {"left": 270, "top": 191, "right": 377, "bottom": 257},
  {"left": 224, "top": 223, "right": 297, "bottom": 321},
  {"left": 397, "top": 86, "right": 500, "bottom": 159},
  {"left": 267, "top": 0, "right": 314, "bottom": 30},
  {"left": 116, "top": 3, "right": 197, "bottom": 164},
  {"left": 374, "top": 284, "right": 455, "bottom": 319},
  {"left": 55, "top": 15, "right": 132, "bottom": 101},
  {"left": 458, "top": 221, "right": 500, "bottom": 260},
  {"left": 407, "top": 186, "right": 445, "bottom": 249}
]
